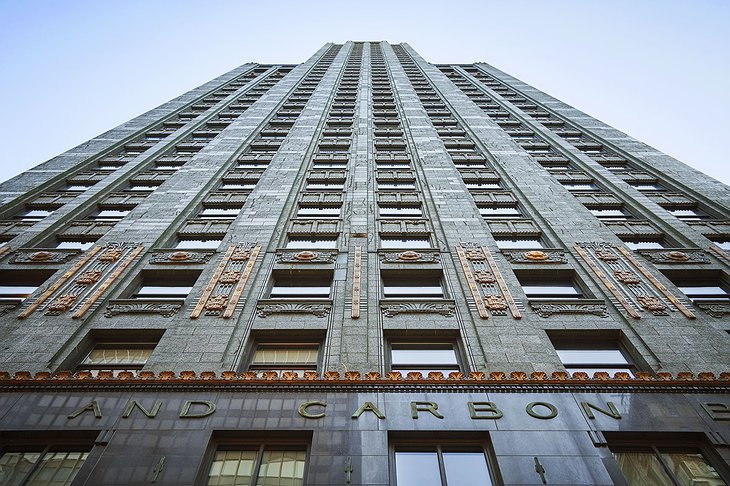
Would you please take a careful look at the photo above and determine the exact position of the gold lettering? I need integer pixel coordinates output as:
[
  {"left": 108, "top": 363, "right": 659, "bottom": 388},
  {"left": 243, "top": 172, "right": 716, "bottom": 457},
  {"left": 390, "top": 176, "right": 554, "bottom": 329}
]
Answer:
[
  {"left": 67, "top": 399, "right": 102, "bottom": 419},
  {"left": 468, "top": 401, "right": 503, "bottom": 419},
  {"left": 580, "top": 401, "right": 621, "bottom": 420},
  {"left": 122, "top": 400, "right": 162, "bottom": 419},
  {"left": 298, "top": 401, "right": 327, "bottom": 419},
  {"left": 411, "top": 401, "right": 443, "bottom": 419},
  {"left": 179, "top": 400, "right": 216, "bottom": 419},
  {"left": 526, "top": 401, "right": 558, "bottom": 420},
  {"left": 352, "top": 401, "right": 386, "bottom": 419}
]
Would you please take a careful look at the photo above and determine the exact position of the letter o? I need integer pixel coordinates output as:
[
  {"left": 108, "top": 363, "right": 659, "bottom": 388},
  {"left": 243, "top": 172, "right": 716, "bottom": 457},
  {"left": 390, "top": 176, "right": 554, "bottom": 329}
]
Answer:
[{"left": 526, "top": 401, "right": 558, "bottom": 420}]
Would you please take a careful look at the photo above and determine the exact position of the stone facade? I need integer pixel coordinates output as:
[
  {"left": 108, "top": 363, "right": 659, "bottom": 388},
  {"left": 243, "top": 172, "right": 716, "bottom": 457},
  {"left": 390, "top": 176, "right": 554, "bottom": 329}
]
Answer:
[{"left": 0, "top": 41, "right": 728, "bottom": 485}]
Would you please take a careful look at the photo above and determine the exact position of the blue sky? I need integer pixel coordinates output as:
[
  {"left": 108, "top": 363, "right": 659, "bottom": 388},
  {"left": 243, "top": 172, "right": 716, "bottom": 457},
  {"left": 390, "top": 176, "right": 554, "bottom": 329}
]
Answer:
[{"left": 1, "top": 0, "right": 728, "bottom": 185}]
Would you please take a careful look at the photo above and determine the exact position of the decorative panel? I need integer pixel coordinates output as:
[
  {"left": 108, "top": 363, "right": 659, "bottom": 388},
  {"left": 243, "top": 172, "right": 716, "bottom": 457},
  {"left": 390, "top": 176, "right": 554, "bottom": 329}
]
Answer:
[
  {"left": 0, "top": 221, "right": 33, "bottom": 238},
  {"left": 602, "top": 220, "right": 662, "bottom": 239},
  {"left": 256, "top": 300, "right": 332, "bottom": 318},
  {"left": 575, "top": 242, "right": 695, "bottom": 319},
  {"left": 485, "top": 219, "right": 541, "bottom": 237},
  {"left": 379, "top": 250, "right": 440, "bottom": 264},
  {"left": 688, "top": 220, "right": 730, "bottom": 238},
  {"left": 275, "top": 250, "right": 337, "bottom": 264},
  {"left": 288, "top": 220, "right": 340, "bottom": 236},
  {"left": 456, "top": 242, "right": 521, "bottom": 319},
  {"left": 178, "top": 219, "right": 232, "bottom": 237},
  {"left": 636, "top": 249, "right": 710, "bottom": 264},
  {"left": 470, "top": 191, "right": 517, "bottom": 206},
  {"left": 191, "top": 243, "right": 260, "bottom": 319},
  {"left": 378, "top": 219, "right": 429, "bottom": 235},
  {"left": 500, "top": 249, "right": 568, "bottom": 264},
  {"left": 300, "top": 192, "right": 344, "bottom": 206},
  {"left": 17, "top": 242, "right": 144, "bottom": 319},
  {"left": 7, "top": 248, "right": 80, "bottom": 265},
  {"left": 58, "top": 221, "right": 116, "bottom": 239}
]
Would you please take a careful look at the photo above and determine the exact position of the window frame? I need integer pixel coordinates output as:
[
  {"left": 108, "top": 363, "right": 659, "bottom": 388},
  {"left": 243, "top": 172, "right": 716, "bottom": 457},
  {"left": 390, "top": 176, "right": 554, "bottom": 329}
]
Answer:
[
  {"left": 247, "top": 341, "right": 322, "bottom": 376},
  {"left": 547, "top": 331, "right": 642, "bottom": 377}
]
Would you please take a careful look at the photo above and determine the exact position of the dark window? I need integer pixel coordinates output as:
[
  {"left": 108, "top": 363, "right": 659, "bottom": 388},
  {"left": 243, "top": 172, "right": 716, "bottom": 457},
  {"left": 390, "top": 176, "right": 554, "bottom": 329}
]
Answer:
[
  {"left": 269, "top": 273, "right": 332, "bottom": 299},
  {"left": 494, "top": 238, "right": 543, "bottom": 249},
  {"left": 130, "top": 272, "right": 200, "bottom": 300},
  {"left": 517, "top": 272, "right": 584, "bottom": 300},
  {"left": 248, "top": 342, "right": 320, "bottom": 376},
  {"left": 0, "top": 439, "right": 93, "bottom": 486},
  {"left": 380, "top": 236, "right": 432, "bottom": 249},
  {"left": 389, "top": 342, "right": 461, "bottom": 375},
  {"left": 206, "top": 445, "right": 307, "bottom": 486},
  {"left": 663, "top": 271, "right": 730, "bottom": 304},
  {"left": 382, "top": 272, "right": 444, "bottom": 299},
  {"left": 394, "top": 445, "right": 497, "bottom": 486},
  {"left": 285, "top": 237, "right": 338, "bottom": 249}
]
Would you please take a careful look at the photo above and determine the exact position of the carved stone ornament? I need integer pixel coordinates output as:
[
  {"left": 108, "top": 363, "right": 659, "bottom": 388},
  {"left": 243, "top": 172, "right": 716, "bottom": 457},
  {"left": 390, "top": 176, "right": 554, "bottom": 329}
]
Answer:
[
  {"left": 104, "top": 300, "right": 182, "bottom": 318},
  {"left": 381, "top": 300, "right": 456, "bottom": 318},
  {"left": 256, "top": 300, "right": 332, "bottom": 318},
  {"left": 484, "top": 295, "right": 508, "bottom": 311},
  {"left": 637, "top": 295, "right": 668, "bottom": 315},
  {"left": 465, "top": 249, "right": 485, "bottom": 261},
  {"left": 595, "top": 249, "right": 618, "bottom": 261},
  {"left": 614, "top": 271, "right": 641, "bottom": 284},
  {"left": 501, "top": 249, "right": 568, "bottom": 264},
  {"left": 204, "top": 294, "right": 228, "bottom": 312},
  {"left": 99, "top": 248, "right": 123, "bottom": 262},
  {"left": 379, "top": 251, "right": 440, "bottom": 264},
  {"left": 637, "top": 249, "right": 710, "bottom": 264},
  {"left": 230, "top": 250, "right": 251, "bottom": 261},
  {"left": 696, "top": 302, "right": 730, "bottom": 318},
  {"left": 46, "top": 294, "right": 78, "bottom": 315},
  {"left": 148, "top": 251, "right": 213, "bottom": 264},
  {"left": 530, "top": 300, "right": 609, "bottom": 318},
  {"left": 75, "top": 270, "right": 103, "bottom": 285},
  {"left": 8, "top": 249, "right": 79, "bottom": 264},
  {"left": 219, "top": 271, "right": 241, "bottom": 284},
  {"left": 0, "top": 303, "right": 18, "bottom": 317},
  {"left": 473, "top": 270, "right": 496, "bottom": 284},
  {"left": 275, "top": 251, "right": 336, "bottom": 264}
]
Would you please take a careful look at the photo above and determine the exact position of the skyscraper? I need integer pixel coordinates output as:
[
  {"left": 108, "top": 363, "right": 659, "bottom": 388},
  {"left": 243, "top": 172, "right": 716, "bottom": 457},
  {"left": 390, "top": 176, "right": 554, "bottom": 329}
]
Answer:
[{"left": 0, "top": 41, "right": 728, "bottom": 485}]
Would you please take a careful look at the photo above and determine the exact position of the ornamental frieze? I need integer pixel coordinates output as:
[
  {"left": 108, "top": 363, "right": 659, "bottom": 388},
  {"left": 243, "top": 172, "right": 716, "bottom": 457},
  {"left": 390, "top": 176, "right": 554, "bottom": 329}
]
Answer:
[
  {"left": 275, "top": 250, "right": 337, "bottom": 264},
  {"left": 636, "top": 249, "right": 710, "bottom": 264},
  {"left": 696, "top": 302, "right": 730, "bottom": 319},
  {"left": 148, "top": 250, "right": 215, "bottom": 264},
  {"left": 380, "top": 300, "right": 456, "bottom": 318},
  {"left": 500, "top": 249, "right": 568, "bottom": 264},
  {"left": 378, "top": 250, "right": 440, "bottom": 264},
  {"left": 256, "top": 299, "right": 332, "bottom": 318},
  {"left": 104, "top": 299, "right": 183, "bottom": 318},
  {"left": 530, "top": 300, "right": 609, "bottom": 318},
  {"left": 7, "top": 248, "right": 81, "bottom": 264}
]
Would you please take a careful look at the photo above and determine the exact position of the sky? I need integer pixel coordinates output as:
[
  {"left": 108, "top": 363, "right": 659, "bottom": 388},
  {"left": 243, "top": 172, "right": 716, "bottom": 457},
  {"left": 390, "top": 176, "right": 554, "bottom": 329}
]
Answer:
[{"left": 0, "top": 0, "right": 728, "bottom": 186}]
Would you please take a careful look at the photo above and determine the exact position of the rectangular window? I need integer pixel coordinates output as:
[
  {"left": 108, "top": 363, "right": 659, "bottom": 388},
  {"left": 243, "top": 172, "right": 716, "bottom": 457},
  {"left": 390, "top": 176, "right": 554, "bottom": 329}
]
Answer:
[
  {"left": 606, "top": 435, "right": 728, "bottom": 486},
  {"left": 56, "top": 240, "right": 96, "bottom": 250},
  {"left": 87, "top": 209, "right": 130, "bottom": 222},
  {"left": 77, "top": 343, "right": 155, "bottom": 376},
  {"left": 517, "top": 271, "right": 584, "bottom": 300},
  {"left": 0, "top": 448, "right": 91, "bottom": 486},
  {"left": 590, "top": 208, "right": 630, "bottom": 220},
  {"left": 378, "top": 182, "right": 416, "bottom": 191},
  {"left": 383, "top": 272, "right": 444, "bottom": 299},
  {"left": 130, "top": 272, "right": 200, "bottom": 301},
  {"left": 175, "top": 238, "right": 222, "bottom": 250},
  {"left": 552, "top": 343, "right": 636, "bottom": 377},
  {"left": 198, "top": 207, "right": 241, "bottom": 220},
  {"left": 668, "top": 208, "right": 707, "bottom": 221},
  {"left": 390, "top": 342, "right": 461, "bottom": 375},
  {"left": 248, "top": 342, "right": 320, "bottom": 376},
  {"left": 622, "top": 239, "right": 665, "bottom": 250},
  {"left": 285, "top": 237, "right": 337, "bottom": 249},
  {"left": 306, "top": 183, "right": 344, "bottom": 191},
  {"left": 380, "top": 236, "right": 432, "bottom": 249},
  {"left": 220, "top": 183, "right": 256, "bottom": 190},
  {"left": 296, "top": 206, "right": 341, "bottom": 218},
  {"left": 465, "top": 182, "right": 501, "bottom": 190},
  {"left": 269, "top": 273, "right": 332, "bottom": 299},
  {"left": 0, "top": 271, "right": 53, "bottom": 303},
  {"left": 562, "top": 182, "right": 599, "bottom": 191},
  {"left": 712, "top": 240, "right": 730, "bottom": 251},
  {"left": 14, "top": 209, "right": 53, "bottom": 222},
  {"left": 664, "top": 271, "right": 730, "bottom": 303},
  {"left": 206, "top": 446, "right": 307, "bottom": 486},
  {"left": 379, "top": 206, "right": 423, "bottom": 218},
  {"left": 394, "top": 445, "right": 497, "bottom": 486},
  {"left": 494, "top": 238, "right": 544, "bottom": 249},
  {"left": 478, "top": 207, "right": 521, "bottom": 219}
]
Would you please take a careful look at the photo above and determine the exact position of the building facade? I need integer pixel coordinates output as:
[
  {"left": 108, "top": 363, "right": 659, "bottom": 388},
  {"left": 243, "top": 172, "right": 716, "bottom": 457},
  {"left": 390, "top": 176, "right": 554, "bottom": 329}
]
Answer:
[{"left": 0, "top": 41, "right": 729, "bottom": 485}]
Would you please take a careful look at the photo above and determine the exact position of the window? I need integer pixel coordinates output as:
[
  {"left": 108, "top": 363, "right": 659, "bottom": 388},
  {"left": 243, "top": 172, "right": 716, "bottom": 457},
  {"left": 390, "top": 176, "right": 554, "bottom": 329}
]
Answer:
[
  {"left": 296, "top": 206, "right": 341, "bottom": 218},
  {"left": 130, "top": 272, "right": 200, "bottom": 300},
  {"left": 87, "top": 209, "right": 130, "bottom": 222},
  {"left": 220, "top": 183, "right": 256, "bottom": 190},
  {"left": 378, "top": 182, "right": 416, "bottom": 191},
  {"left": 0, "top": 445, "right": 92, "bottom": 486},
  {"left": 380, "top": 236, "right": 432, "bottom": 249},
  {"left": 55, "top": 240, "right": 96, "bottom": 250},
  {"left": 664, "top": 271, "right": 730, "bottom": 303},
  {"left": 0, "top": 271, "right": 53, "bottom": 303},
  {"left": 562, "top": 182, "right": 599, "bottom": 191},
  {"left": 549, "top": 334, "right": 637, "bottom": 376},
  {"left": 394, "top": 445, "right": 497, "bottom": 486},
  {"left": 606, "top": 434, "right": 728, "bottom": 486},
  {"left": 379, "top": 206, "right": 423, "bottom": 218},
  {"left": 518, "top": 272, "right": 584, "bottom": 300},
  {"left": 306, "top": 182, "right": 344, "bottom": 191},
  {"left": 668, "top": 208, "right": 708, "bottom": 221},
  {"left": 389, "top": 342, "right": 461, "bottom": 375},
  {"left": 248, "top": 342, "right": 320, "bottom": 376},
  {"left": 383, "top": 272, "right": 444, "bottom": 299},
  {"left": 494, "top": 238, "right": 544, "bottom": 249},
  {"left": 465, "top": 182, "right": 501, "bottom": 190},
  {"left": 630, "top": 182, "right": 665, "bottom": 191},
  {"left": 175, "top": 238, "right": 222, "bottom": 249},
  {"left": 285, "top": 237, "right": 337, "bottom": 249},
  {"left": 77, "top": 342, "right": 155, "bottom": 376},
  {"left": 478, "top": 207, "right": 521, "bottom": 219},
  {"left": 622, "top": 238, "right": 665, "bottom": 250},
  {"left": 590, "top": 208, "right": 630, "bottom": 220},
  {"left": 712, "top": 240, "right": 730, "bottom": 251},
  {"left": 269, "top": 273, "right": 332, "bottom": 299},
  {"left": 14, "top": 209, "right": 52, "bottom": 222},
  {"left": 206, "top": 445, "right": 307, "bottom": 486},
  {"left": 198, "top": 207, "right": 241, "bottom": 219}
]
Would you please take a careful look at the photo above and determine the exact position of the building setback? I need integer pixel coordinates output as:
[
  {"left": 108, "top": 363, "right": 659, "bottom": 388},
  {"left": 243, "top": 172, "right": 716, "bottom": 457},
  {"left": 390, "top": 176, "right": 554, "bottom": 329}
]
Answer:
[{"left": 0, "top": 41, "right": 729, "bottom": 485}]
